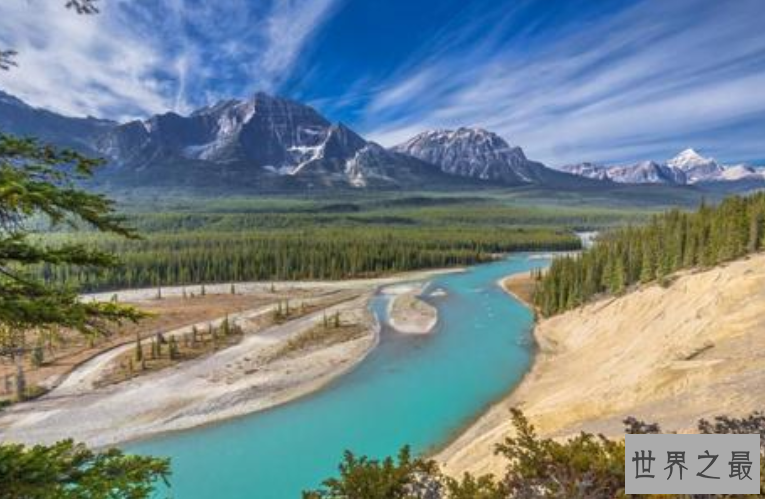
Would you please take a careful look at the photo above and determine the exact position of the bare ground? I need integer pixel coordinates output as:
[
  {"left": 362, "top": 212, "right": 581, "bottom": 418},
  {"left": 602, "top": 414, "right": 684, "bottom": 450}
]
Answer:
[
  {"left": 0, "top": 268, "right": 456, "bottom": 447},
  {"left": 439, "top": 253, "right": 765, "bottom": 478}
]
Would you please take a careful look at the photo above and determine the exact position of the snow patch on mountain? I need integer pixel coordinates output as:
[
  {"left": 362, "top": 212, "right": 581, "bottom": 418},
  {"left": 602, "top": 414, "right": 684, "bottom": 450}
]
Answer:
[
  {"left": 558, "top": 149, "right": 764, "bottom": 186},
  {"left": 393, "top": 127, "right": 547, "bottom": 184}
]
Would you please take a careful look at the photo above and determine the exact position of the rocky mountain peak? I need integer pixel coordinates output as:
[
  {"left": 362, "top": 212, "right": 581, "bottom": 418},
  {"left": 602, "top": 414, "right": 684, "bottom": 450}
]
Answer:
[{"left": 392, "top": 127, "right": 541, "bottom": 184}]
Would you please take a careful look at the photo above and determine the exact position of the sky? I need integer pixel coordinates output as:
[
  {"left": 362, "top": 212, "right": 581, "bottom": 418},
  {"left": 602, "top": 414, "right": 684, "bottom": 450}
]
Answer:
[{"left": 1, "top": 0, "right": 764, "bottom": 166}]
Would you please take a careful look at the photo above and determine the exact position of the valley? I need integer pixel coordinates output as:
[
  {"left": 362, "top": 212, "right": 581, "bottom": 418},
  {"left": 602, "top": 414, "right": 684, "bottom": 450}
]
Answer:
[{"left": 3, "top": 1, "right": 765, "bottom": 497}]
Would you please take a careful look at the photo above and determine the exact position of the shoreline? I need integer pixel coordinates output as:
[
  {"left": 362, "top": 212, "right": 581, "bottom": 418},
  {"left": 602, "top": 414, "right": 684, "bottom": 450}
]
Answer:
[
  {"left": 0, "top": 269, "right": 459, "bottom": 449},
  {"left": 497, "top": 271, "right": 535, "bottom": 309},
  {"left": 438, "top": 253, "right": 765, "bottom": 477},
  {"left": 0, "top": 296, "right": 378, "bottom": 448},
  {"left": 434, "top": 269, "right": 543, "bottom": 475},
  {"left": 83, "top": 267, "right": 465, "bottom": 304}
]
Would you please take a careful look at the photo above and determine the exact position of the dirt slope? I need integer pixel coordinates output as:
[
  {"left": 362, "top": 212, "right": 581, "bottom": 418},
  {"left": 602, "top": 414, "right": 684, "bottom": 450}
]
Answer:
[{"left": 439, "top": 253, "right": 765, "bottom": 477}]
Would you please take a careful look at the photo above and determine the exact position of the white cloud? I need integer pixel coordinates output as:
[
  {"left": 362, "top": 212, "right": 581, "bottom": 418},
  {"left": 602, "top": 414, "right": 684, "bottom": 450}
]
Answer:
[
  {"left": 363, "top": 0, "right": 765, "bottom": 165},
  {"left": 260, "top": 0, "right": 339, "bottom": 84},
  {"left": 0, "top": 1, "right": 172, "bottom": 120},
  {"left": 0, "top": 0, "right": 339, "bottom": 120}
]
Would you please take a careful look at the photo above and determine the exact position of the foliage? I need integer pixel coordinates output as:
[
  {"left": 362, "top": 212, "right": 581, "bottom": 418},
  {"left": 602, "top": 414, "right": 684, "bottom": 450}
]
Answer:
[
  {"left": 534, "top": 193, "right": 765, "bottom": 316},
  {"left": 37, "top": 226, "right": 579, "bottom": 291},
  {"left": 496, "top": 409, "right": 626, "bottom": 498},
  {"left": 0, "top": 133, "right": 143, "bottom": 347},
  {"left": 302, "top": 446, "right": 443, "bottom": 499},
  {"left": 307, "top": 409, "right": 765, "bottom": 499},
  {"left": 0, "top": 439, "right": 169, "bottom": 499}
]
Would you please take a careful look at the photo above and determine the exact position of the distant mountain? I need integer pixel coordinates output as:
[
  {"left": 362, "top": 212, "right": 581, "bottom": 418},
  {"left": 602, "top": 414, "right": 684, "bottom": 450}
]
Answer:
[
  {"left": 97, "top": 92, "right": 457, "bottom": 189},
  {"left": 0, "top": 90, "right": 115, "bottom": 153},
  {"left": 556, "top": 162, "right": 611, "bottom": 181},
  {"left": 558, "top": 148, "right": 764, "bottom": 189},
  {"left": 0, "top": 91, "right": 458, "bottom": 190},
  {"left": 0, "top": 91, "right": 596, "bottom": 191},
  {"left": 392, "top": 128, "right": 592, "bottom": 187},
  {"left": 666, "top": 148, "right": 724, "bottom": 183},
  {"left": 4, "top": 89, "right": 759, "bottom": 193}
]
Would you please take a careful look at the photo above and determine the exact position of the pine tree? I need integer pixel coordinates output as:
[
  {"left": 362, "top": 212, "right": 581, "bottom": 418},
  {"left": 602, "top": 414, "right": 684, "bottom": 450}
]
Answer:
[
  {"left": 191, "top": 325, "right": 199, "bottom": 348},
  {"left": 0, "top": 133, "right": 144, "bottom": 392},
  {"left": 135, "top": 333, "right": 143, "bottom": 362},
  {"left": 168, "top": 337, "right": 178, "bottom": 360},
  {"left": 534, "top": 193, "right": 765, "bottom": 316}
]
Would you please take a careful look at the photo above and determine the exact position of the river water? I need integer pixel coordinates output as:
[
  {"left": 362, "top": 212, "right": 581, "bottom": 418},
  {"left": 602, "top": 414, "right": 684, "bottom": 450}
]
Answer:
[{"left": 131, "top": 254, "right": 551, "bottom": 498}]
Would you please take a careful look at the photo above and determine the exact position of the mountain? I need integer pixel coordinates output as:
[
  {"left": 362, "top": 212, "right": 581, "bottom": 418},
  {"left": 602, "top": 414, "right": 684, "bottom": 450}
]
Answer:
[
  {"left": 0, "top": 90, "right": 114, "bottom": 153},
  {"left": 392, "top": 128, "right": 592, "bottom": 187},
  {"left": 96, "top": 92, "right": 457, "bottom": 190},
  {"left": 0, "top": 91, "right": 459, "bottom": 191},
  {"left": 558, "top": 148, "right": 764, "bottom": 189},
  {"left": 5, "top": 89, "right": 758, "bottom": 193},
  {"left": 607, "top": 161, "right": 686, "bottom": 184},
  {"left": 555, "top": 162, "right": 611, "bottom": 181},
  {"left": 666, "top": 148, "right": 723, "bottom": 183}
]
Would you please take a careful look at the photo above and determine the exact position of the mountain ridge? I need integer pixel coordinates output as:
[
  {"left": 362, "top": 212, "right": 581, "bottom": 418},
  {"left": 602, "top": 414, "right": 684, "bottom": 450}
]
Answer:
[
  {"left": 1, "top": 89, "right": 761, "bottom": 193},
  {"left": 557, "top": 148, "right": 764, "bottom": 186},
  {"left": 0, "top": 90, "right": 584, "bottom": 191}
]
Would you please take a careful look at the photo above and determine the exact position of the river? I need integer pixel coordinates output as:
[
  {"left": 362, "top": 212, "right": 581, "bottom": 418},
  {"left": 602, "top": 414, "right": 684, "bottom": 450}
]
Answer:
[{"left": 130, "top": 254, "right": 551, "bottom": 498}]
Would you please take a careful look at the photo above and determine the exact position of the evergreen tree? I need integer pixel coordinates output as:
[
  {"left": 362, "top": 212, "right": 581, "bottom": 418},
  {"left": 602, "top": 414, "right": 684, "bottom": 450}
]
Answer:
[{"left": 535, "top": 193, "right": 765, "bottom": 316}]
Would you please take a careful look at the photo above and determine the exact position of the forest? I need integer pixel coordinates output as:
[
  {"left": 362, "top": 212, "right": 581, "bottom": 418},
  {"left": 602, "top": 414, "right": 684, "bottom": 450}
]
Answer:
[
  {"left": 37, "top": 225, "right": 579, "bottom": 291},
  {"left": 534, "top": 192, "right": 765, "bottom": 316},
  {"left": 29, "top": 193, "right": 655, "bottom": 292}
]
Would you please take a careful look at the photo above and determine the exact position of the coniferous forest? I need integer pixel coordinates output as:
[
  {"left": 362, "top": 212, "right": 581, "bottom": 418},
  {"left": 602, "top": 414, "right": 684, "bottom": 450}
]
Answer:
[
  {"left": 37, "top": 226, "right": 578, "bottom": 291},
  {"left": 534, "top": 193, "right": 765, "bottom": 316},
  {"left": 32, "top": 194, "right": 618, "bottom": 292}
]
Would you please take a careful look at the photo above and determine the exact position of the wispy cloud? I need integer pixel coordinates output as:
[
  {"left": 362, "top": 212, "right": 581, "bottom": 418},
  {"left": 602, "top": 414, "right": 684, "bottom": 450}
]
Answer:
[
  {"left": 361, "top": 0, "right": 765, "bottom": 165},
  {"left": 0, "top": 0, "right": 339, "bottom": 120}
]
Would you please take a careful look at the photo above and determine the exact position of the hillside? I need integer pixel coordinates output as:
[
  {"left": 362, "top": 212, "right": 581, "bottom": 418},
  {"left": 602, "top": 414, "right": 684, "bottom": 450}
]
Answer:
[{"left": 439, "top": 253, "right": 765, "bottom": 477}]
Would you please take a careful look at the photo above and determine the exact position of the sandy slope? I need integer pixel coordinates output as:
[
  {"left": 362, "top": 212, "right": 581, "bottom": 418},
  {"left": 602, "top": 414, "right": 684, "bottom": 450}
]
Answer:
[{"left": 439, "top": 253, "right": 765, "bottom": 477}]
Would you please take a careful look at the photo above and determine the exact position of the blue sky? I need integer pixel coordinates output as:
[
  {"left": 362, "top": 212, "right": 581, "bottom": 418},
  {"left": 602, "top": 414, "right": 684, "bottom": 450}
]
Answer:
[{"left": 1, "top": 0, "right": 764, "bottom": 165}]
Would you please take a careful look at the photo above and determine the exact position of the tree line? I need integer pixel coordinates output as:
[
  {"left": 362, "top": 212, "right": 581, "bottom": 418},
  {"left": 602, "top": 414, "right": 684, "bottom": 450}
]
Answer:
[
  {"left": 534, "top": 193, "right": 765, "bottom": 316},
  {"left": 37, "top": 227, "right": 580, "bottom": 291}
]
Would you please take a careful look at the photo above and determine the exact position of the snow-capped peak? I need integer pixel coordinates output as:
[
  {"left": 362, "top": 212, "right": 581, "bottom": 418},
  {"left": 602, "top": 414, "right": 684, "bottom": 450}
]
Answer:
[
  {"left": 667, "top": 148, "right": 715, "bottom": 169},
  {"left": 392, "top": 127, "right": 545, "bottom": 184}
]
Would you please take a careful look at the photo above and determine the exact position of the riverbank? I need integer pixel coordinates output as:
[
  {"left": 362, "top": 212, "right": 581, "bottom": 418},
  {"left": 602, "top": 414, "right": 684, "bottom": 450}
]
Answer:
[
  {"left": 439, "top": 253, "right": 765, "bottom": 477},
  {"left": 0, "top": 295, "right": 376, "bottom": 447},
  {"left": 0, "top": 268, "right": 458, "bottom": 448},
  {"left": 385, "top": 283, "right": 438, "bottom": 334},
  {"left": 500, "top": 271, "right": 535, "bottom": 309}
]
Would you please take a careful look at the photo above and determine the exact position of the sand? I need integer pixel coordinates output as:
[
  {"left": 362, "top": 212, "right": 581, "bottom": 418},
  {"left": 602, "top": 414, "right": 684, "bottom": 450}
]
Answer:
[
  {"left": 384, "top": 283, "right": 438, "bottom": 334},
  {"left": 439, "top": 253, "right": 765, "bottom": 478},
  {"left": 0, "top": 269, "right": 459, "bottom": 448},
  {"left": 0, "top": 295, "right": 377, "bottom": 447}
]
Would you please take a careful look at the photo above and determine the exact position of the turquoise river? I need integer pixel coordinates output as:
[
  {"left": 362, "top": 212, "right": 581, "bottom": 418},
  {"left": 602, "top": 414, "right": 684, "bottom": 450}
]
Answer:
[{"left": 130, "top": 253, "right": 551, "bottom": 498}]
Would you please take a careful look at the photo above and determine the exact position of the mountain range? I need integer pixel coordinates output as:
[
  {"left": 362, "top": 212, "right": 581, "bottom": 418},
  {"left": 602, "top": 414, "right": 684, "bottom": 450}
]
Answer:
[
  {"left": 0, "top": 89, "right": 762, "bottom": 193},
  {"left": 557, "top": 148, "right": 765, "bottom": 186}
]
